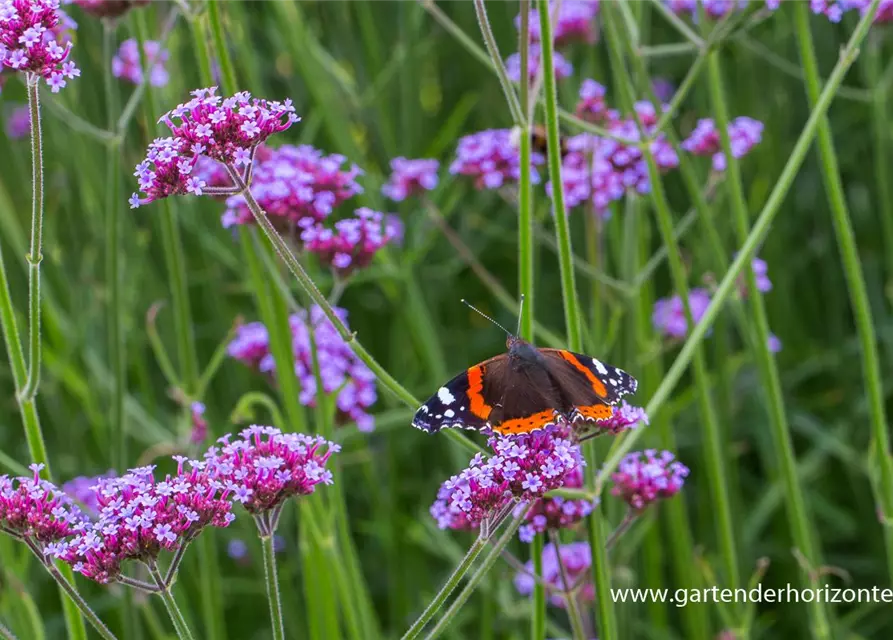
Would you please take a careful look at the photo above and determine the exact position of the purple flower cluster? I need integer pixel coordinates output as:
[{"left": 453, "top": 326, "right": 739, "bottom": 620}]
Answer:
[
  {"left": 0, "top": 0, "right": 79, "bottom": 92},
  {"left": 505, "top": 43, "right": 573, "bottom": 84},
  {"left": 228, "top": 305, "right": 378, "bottom": 432},
  {"left": 514, "top": 542, "right": 595, "bottom": 608},
  {"left": 748, "top": 257, "right": 772, "bottom": 293},
  {"left": 300, "top": 207, "right": 403, "bottom": 276},
  {"left": 381, "top": 157, "right": 439, "bottom": 201},
  {"left": 51, "top": 459, "right": 234, "bottom": 583},
  {"left": 592, "top": 400, "right": 649, "bottom": 435},
  {"left": 681, "top": 117, "right": 763, "bottom": 172},
  {"left": 664, "top": 0, "right": 751, "bottom": 19},
  {"left": 517, "top": 464, "right": 596, "bottom": 543},
  {"left": 574, "top": 79, "right": 617, "bottom": 125},
  {"left": 4, "top": 102, "right": 28, "bottom": 138},
  {"left": 130, "top": 87, "right": 299, "bottom": 208},
  {"left": 610, "top": 449, "right": 689, "bottom": 511},
  {"left": 72, "top": 0, "right": 149, "bottom": 18},
  {"left": 62, "top": 471, "right": 115, "bottom": 518},
  {"left": 430, "top": 431, "right": 583, "bottom": 531},
  {"left": 1, "top": 464, "right": 85, "bottom": 545},
  {"left": 190, "top": 402, "right": 208, "bottom": 444},
  {"left": 652, "top": 288, "right": 712, "bottom": 340},
  {"left": 813, "top": 0, "right": 893, "bottom": 23},
  {"left": 516, "top": 0, "right": 599, "bottom": 46},
  {"left": 450, "top": 129, "right": 544, "bottom": 190},
  {"left": 204, "top": 425, "right": 338, "bottom": 515},
  {"left": 220, "top": 144, "right": 363, "bottom": 228},
  {"left": 112, "top": 38, "right": 168, "bottom": 88}
]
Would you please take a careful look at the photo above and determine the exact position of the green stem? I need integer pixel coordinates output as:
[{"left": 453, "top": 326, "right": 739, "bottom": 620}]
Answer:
[
  {"left": 47, "top": 565, "right": 118, "bottom": 640},
  {"left": 537, "top": 0, "right": 581, "bottom": 350},
  {"left": 21, "top": 74, "right": 43, "bottom": 401},
  {"left": 586, "top": 458, "right": 617, "bottom": 640},
  {"left": 260, "top": 534, "right": 286, "bottom": 640},
  {"left": 472, "top": 0, "right": 523, "bottom": 125},
  {"left": 518, "top": 0, "right": 534, "bottom": 342},
  {"left": 531, "top": 533, "right": 545, "bottom": 640},
  {"left": 207, "top": 0, "right": 238, "bottom": 92},
  {"left": 149, "top": 564, "right": 194, "bottom": 640},
  {"left": 793, "top": 0, "right": 893, "bottom": 591},
  {"left": 596, "top": 0, "right": 878, "bottom": 491},
  {"left": 401, "top": 534, "right": 487, "bottom": 640},
  {"left": 548, "top": 531, "right": 586, "bottom": 640}
]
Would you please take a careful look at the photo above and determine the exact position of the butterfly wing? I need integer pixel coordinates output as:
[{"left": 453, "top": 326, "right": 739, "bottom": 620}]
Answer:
[
  {"left": 539, "top": 348, "right": 637, "bottom": 409},
  {"left": 411, "top": 355, "right": 508, "bottom": 433},
  {"left": 486, "top": 359, "right": 564, "bottom": 436}
]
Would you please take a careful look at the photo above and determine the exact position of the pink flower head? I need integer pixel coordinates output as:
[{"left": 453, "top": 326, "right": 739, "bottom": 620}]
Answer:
[
  {"left": 516, "top": 0, "right": 599, "bottom": 46},
  {"left": 0, "top": 464, "right": 86, "bottom": 545},
  {"left": 206, "top": 425, "right": 339, "bottom": 516},
  {"left": 574, "top": 79, "right": 618, "bottom": 125},
  {"left": 61, "top": 471, "right": 115, "bottom": 518},
  {"left": 600, "top": 119, "right": 678, "bottom": 194},
  {"left": 220, "top": 144, "right": 363, "bottom": 228},
  {"left": 130, "top": 87, "right": 299, "bottom": 208},
  {"left": 4, "top": 102, "right": 28, "bottom": 138},
  {"left": 190, "top": 402, "right": 208, "bottom": 444},
  {"left": 381, "top": 157, "right": 439, "bottom": 201},
  {"left": 450, "top": 129, "right": 544, "bottom": 190},
  {"left": 517, "top": 464, "right": 597, "bottom": 543},
  {"left": 588, "top": 401, "right": 648, "bottom": 436},
  {"left": 549, "top": 133, "right": 624, "bottom": 217},
  {"left": 226, "top": 321, "right": 270, "bottom": 368},
  {"left": 430, "top": 430, "right": 583, "bottom": 531},
  {"left": 0, "top": 0, "right": 79, "bottom": 92},
  {"left": 112, "top": 38, "right": 168, "bottom": 87},
  {"left": 300, "top": 207, "right": 403, "bottom": 276},
  {"left": 514, "top": 542, "right": 595, "bottom": 608},
  {"left": 610, "top": 449, "right": 689, "bottom": 511},
  {"left": 681, "top": 117, "right": 763, "bottom": 171},
  {"left": 506, "top": 43, "right": 573, "bottom": 83},
  {"left": 54, "top": 459, "right": 234, "bottom": 584},
  {"left": 72, "top": 0, "right": 149, "bottom": 18},
  {"left": 810, "top": 0, "right": 849, "bottom": 21},
  {"left": 652, "top": 288, "right": 712, "bottom": 340}
]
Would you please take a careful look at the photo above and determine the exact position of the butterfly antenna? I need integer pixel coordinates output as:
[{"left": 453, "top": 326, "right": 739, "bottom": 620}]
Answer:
[
  {"left": 461, "top": 299, "right": 513, "bottom": 336},
  {"left": 515, "top": 294, "right": 525, "bottom": 336}
]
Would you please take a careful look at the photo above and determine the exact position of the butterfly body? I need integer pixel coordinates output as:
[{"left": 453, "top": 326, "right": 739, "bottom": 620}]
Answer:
[{"left": 412, "top": 335, "right": 637, "bottom": 436}]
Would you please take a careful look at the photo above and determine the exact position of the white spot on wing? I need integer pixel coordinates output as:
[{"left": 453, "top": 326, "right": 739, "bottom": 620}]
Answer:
[
  {"left": 591, "top": 358, "right": 608, "bottom": 375},
  {"left": 609, "top": 378, "right": 618, "bottom": 386},
  {"left": 444, "top": 409, "right": 455, "bottom": 418},
  {"left": 437, "top": 386, "right": 455, "bottom": 405}
]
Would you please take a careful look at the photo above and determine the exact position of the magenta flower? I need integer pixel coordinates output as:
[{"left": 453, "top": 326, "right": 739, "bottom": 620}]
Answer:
[
  {"left": 130, "top": 87, "right": 299, "bottom": 208},
  {"left": 768, "top": 333, "right": 782, "bottom": 353},
  {"left": 190, "top": 402, "right": 208, "bottom": 444},
  {"left": 72, "top": 0, "right": 149, "bottom": 18},
  {"left": 300, "top": 207, "right": 403, "bottom": 276},
  {"left": 589, "top": 401, "right": 648, "bottom": 435},
  {"left": 681, "top": 117, "right": 763, "bottom": 171},
  {"left": 0, "top": 0, "right": 79, "bottom": 92},
  {"left": 430, "top": 431, "right": 583, "bottom": 531},
  {"left": 516, "top": 0, "right": 599, "bottom": 46},
  {"left": 205, "top": 426, "right": 338, "bottom": 530},
  {"left": 506, "top": 43, "right": 573, "bottom": 83},
  {"left": 750, "top": 257, "right": 772, "bottom": 293},
  {"left": 652, "top": 77, "right": 675, "bottom": 102},
  {"left": 664, "top": 0, "right": 748, "bottom": 19},
  {"left": 228, "top": 305, "right": 378, "bottom": 432},
  {"left": 574, "top": 79, "right": 618, "bottom": 125},
  {"left": 112, "top": 38, "right": 168, "bottom": 88},
  {"left": 381, "top": 157, "right": 439, "bottom": 201},
  {"left": 600, "top": 119, "right": 678, "bottom": 194},
  {"left": 450, "top": 129, "right": 544, "bottom": 190},
  {"left": 1, "top": 464, "right": 86, "bottom": 546},
  {"left": 517, "top": 464, "right": 596, "bottom": 543},
  {"left": 549, "top": 133, "right": 624, "bottom": 216},
  {"left": 810, "top": 0, "right": 848, "bottom": 21},
  {"left": 652, "top": 288, "right": 712, "bottom": 340},
  {"left": 514, "top": 542, "right": 595, "bottom": 608},
  {"left": 61, "top": 471, "right": 115, "bottom": 518},
  {"left": 610, "top": 449, "right": 689, "bottom": 511},
  {"left": 53, "top": 459, "right": 234, "bottom": 584},
  {"left": 4, "top": 102, "right": 28, "bottom": 138}
]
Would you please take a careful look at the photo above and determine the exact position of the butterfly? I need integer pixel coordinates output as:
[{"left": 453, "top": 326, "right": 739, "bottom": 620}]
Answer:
[{"left": 412, "top": 301, "right": 637, "bottom": 437}]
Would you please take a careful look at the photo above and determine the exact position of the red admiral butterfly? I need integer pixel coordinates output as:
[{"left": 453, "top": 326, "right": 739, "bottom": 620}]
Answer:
[{"left": 412, "top": 301, "right": 637, "bottom": 436}]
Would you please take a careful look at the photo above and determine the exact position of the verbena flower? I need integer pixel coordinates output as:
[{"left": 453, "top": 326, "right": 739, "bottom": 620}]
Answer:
[
  {"left": 4, "top": 102, "right": 28, "bottom": 138},
  {"left": 381, "top": 157, "right": 439, "bottom": 201},
  {"left": 1, "top": 464, "right": 86, "bottom": 545},
  {"left": 768, "top": 333, "right": 782, "bottom": 353},
  {"left": 514, "top": 541, "right": 595, "bottom": 608},
  {"left": 550, "top": 133, "right": 624, "bottom": 217},
  {"left": 130, "top": 87, "right": 299, "bottom": 209},
  {"left": 574, "top": 79, "right": 618, "bottom": 125},
  {"left": 430, "top": 431, "right": 583, "bottom": 531},
  {"left": 750, "top": 257, "right": 772, "bottom": 293},
  {"left": 664, "top": 0, "right": 749, "bottom": 19},
  {"left": 681, "top": 117, "right": 763, "bottom": 171},
  {"left": 652, "top": 77, "right": 675, "bottom": 102},
  {"left": 516, "top": 0, "right": 599, "bottom": 46},
  {"left": 610, "top": 449, "right": 689, "bottom": 511},
  {"left": 300, "top": 207, "right": 403, "bottom": 276},
  {"left": 0, "top": 0, "right": 80, "bottom": 92},
  {"left": 72, "top": 0, "right": 149, "bottom": 18},
  {"left": 450, "top": 129, "right": 544, "bottom": 190},
  {"left": 810, "top": 0, "right": 848, "bottom": 21},
  {"left": 505, "top": 43, "right": 573, "bottom": 83},
  {"left": 205, "top": 425, "right": 338, "bottom": 516},
  {"left": 53, "top": 459, "right": 234, "bottom": 583},
  {"left": 588, "top": 400, "right": 648, "bottom": 435},
  {"left": 220, "top": 144, "right": 362, "bottom": 228},
  {"left": 517, "top": 465, "right": 596, "bottom": 543},
  {"left": 652, "top": 288, "right": 712, "bottom": 340},
  {"left": 228, "top": 305, "right": 378, "bottom": 432},
  {"left": 190, "top": 402, "right": 208, "bottom": 444},
  {"left": 600, "top": 119, "right": 679, "bottom": 193},
  {"left": 112, "top": 38, "right": 168, "bottom": 88},
  {"left": 62, "top": 471, "right": 115, "bottom": 518}
]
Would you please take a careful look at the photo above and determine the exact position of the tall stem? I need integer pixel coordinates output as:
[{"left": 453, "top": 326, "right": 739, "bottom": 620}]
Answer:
[
  {"left": 260, "top": 534, "right": 285, "bottom": 640},
  {"left": 47, "top": 564, "right": 118, "bottom": 640},
  {"left": 149, "top": 563, "right": 195, "bottom": 640},
  {"left": 518, "top": 0, "right": 534, "bottom": 342},
  {"left": 21, "top": 74, "right": 43, "bottom": 401},
  {"left": 531, "top": 532, "right": 545, "bottom": 640}
]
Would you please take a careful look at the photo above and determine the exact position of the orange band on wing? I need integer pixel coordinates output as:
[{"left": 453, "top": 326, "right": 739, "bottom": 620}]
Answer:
[
  {"left": 492, "top": 410, "right": 555, "bottom": 436},
  {"left": 467, "top": 365, "right": 492, "bottom": 420},
  {"left": 557, "top": 351, "right": 608, "bottom": 398},
  {"left": 574, "top": 404, "right": 613, "bottom": 422}
]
